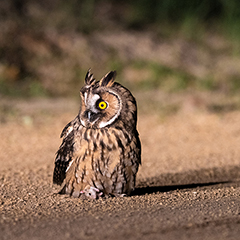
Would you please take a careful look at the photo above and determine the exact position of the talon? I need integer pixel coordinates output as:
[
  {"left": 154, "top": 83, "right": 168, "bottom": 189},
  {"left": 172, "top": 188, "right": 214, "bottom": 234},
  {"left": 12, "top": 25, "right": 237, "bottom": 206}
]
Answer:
[{"left": 80, "top": 186, "right": 103, "bottom": 199}]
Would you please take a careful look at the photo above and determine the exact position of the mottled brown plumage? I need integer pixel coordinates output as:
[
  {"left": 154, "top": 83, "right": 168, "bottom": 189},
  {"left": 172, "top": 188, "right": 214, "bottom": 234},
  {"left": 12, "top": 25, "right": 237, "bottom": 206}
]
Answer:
[{"left": 53, "top": 70, "right": 141, "bottom": 198}]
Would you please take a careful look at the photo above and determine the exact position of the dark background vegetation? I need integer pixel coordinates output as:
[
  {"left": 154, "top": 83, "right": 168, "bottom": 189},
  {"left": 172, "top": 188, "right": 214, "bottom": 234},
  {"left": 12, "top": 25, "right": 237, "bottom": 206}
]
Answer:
[{"left": 1, "top": 0, "right": 240, "bottom": 97}]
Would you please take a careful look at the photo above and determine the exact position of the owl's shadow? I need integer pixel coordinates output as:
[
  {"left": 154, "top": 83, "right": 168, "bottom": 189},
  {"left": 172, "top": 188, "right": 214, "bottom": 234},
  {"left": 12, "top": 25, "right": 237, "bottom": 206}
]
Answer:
[
  {"left": 132, "top": 166, "right": 240, "bottom": 196},
  {"left": 132, "top": 181, "right": 228, "bottom": 196}
]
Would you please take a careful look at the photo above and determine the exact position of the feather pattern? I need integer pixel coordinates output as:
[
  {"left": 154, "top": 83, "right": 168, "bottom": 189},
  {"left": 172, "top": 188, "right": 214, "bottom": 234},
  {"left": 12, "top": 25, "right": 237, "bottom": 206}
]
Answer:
[{"left": 53, "top": 70, "right": 141, "bottom": 198}]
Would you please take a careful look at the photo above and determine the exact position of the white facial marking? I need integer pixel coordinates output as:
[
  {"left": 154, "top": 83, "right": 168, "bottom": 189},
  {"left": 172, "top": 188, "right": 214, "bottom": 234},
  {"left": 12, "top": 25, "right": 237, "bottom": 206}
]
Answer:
[
  {"left": 98, "top": 113, "right": 119, "bottom": 128},
  {"left": 98, "top": 90, "right": 122, "bottom": 128},
  {"left": 88, "top": 94, "right": 100, "bottom": 107},
  {"left": 84, "top": 92, "right": 88, "bottom": 105},
  {"left": 81, "top": 93, "right": 101, "bottom": 127}
]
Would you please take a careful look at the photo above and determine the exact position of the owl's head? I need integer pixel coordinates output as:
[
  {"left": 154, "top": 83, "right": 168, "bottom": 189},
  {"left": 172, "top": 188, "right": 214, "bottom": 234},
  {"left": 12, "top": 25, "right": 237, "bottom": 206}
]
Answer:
[{"left": 79, "top": 70, "right": 137, "bottom": 130}]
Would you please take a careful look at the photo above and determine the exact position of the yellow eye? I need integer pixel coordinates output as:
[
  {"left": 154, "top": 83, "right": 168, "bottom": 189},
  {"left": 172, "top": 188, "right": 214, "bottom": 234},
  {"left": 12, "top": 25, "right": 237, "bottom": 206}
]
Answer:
[{"left": 98, "top": 101, "right": 107, "bottom": 110}]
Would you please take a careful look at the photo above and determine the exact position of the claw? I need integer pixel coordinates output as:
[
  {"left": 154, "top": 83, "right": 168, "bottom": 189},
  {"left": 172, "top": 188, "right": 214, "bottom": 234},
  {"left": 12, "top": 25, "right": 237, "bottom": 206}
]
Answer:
[{"left": 80, "top": 186, "right": 103, "bottom": 199}]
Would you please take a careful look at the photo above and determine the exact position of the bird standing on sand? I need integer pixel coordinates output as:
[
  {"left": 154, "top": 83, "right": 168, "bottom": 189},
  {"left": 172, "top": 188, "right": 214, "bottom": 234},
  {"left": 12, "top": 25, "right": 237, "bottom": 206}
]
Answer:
[{"left": 53, "top": 70, "right": 141, "bottom": 199}]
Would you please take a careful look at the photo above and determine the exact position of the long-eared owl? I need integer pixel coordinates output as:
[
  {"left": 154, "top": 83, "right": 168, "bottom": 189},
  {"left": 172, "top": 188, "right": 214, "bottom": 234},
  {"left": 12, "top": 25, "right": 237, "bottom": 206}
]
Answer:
[{"left": 53, "top": 70, "right": 141, "bottom": 198}]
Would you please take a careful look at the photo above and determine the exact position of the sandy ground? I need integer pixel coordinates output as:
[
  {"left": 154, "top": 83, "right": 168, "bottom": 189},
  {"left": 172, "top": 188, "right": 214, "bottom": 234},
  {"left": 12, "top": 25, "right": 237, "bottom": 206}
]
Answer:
[{"left": 1, "top": 96, "right": 240, "bottom": 240}]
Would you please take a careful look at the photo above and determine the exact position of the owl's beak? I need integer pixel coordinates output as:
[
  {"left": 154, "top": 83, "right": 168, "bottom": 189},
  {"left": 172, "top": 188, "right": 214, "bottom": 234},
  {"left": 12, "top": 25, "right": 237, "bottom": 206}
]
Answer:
[
  {"left": 86, "top": 110, "right": 99, "bottom": 123},
  {"left": 87, "top": 111, "right": 91, "bottom": 121}
]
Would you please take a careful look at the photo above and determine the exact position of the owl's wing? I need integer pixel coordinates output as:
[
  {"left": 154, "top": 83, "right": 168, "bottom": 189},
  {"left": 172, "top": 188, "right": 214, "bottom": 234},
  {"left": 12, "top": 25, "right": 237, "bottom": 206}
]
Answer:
[
  {"left": 53, "top": 121, "right": 75, "bottom": 185},
  {"left": 136, "top": 130, "right": 141, "bottom": 165}
]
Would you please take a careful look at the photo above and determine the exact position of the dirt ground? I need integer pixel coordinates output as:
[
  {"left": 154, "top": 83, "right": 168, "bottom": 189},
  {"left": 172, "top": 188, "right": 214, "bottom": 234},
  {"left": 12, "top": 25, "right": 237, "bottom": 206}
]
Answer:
[{"left": 1, "top": 95, "right": 240, "bottom": 240}]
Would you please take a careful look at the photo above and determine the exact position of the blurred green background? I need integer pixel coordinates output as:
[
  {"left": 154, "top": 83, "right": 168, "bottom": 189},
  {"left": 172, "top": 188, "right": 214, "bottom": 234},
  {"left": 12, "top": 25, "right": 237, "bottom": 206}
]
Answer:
[{"left": 0, "top": 0, "right": 240, "bottom": 97}]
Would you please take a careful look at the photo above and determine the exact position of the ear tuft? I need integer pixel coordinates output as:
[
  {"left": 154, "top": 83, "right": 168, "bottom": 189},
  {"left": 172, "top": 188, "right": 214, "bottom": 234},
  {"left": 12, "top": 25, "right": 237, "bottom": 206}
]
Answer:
[
  {"left": 85, "top": 69, "right": 96, "bottom": 86},
  {"left": 99, "top": 71, "right": 116, "bottom": 87}
]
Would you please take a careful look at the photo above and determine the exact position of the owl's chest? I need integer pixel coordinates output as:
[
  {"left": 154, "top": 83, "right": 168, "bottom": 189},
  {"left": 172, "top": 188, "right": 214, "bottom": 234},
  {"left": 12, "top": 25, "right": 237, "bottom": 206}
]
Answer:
[
  {"left": 73, "top": 128, "right": 131, "bottom": 174},
  {"left": 64, "top": 127, "right": 140, "bottom": 195}
]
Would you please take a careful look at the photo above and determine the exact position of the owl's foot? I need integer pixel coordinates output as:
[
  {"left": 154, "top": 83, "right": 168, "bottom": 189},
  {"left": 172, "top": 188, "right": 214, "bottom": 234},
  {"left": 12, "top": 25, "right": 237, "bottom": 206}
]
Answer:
[
  {"left": 108, "top": 193, "right": 127, "bottom": 198},
  {"left": 118, "top": 193, "right": 127, "bottom": 197},
  {"left": 80, "top": 186, "right": 103, "bottom": 199}
]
